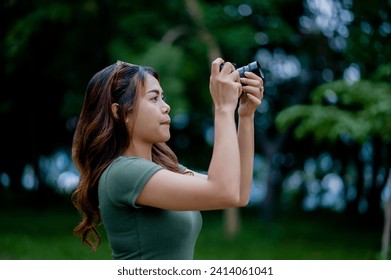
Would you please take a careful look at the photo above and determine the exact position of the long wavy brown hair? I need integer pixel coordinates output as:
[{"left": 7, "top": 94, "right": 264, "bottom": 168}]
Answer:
[{"left": 71, "top": 61, "right": 183, "bottom": 250}]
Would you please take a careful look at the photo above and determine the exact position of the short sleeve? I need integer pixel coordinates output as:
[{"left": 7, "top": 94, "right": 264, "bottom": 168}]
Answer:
[{"left": 100, "top": 157, "right": 163, "bottom": 208}]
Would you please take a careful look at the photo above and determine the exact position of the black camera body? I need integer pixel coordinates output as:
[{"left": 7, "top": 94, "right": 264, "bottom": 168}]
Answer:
[{"left": 220, "top": 61, "right": 264, "bottom": 80}]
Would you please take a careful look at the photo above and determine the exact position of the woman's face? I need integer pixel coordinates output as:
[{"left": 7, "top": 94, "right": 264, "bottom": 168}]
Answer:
[{"left": 127, "top": 74, "right": 171, "bottom": 146}]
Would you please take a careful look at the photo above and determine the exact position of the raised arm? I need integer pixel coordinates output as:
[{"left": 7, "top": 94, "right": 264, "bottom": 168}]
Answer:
[
  {"left": 237, "top": 72, "right": 264, "bottom": 206},
  {"left": 136, "top": 58, "right": 243, "bottom": 211}
]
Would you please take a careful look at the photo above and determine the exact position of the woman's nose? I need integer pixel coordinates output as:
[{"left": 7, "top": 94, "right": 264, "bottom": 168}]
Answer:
[{"left": 162, "top": 101, "right": 170, "bottom": 114}]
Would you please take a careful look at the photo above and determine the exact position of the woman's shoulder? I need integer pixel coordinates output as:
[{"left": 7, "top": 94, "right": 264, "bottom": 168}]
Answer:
[
  {"left": 99, "top": 156, "right": 164, "bottom": 195},
  {"left": 109, "top": 156, "right": 162, "bottom": 171}
]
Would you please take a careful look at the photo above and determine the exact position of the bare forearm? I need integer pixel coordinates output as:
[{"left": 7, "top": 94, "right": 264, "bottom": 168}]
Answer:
[
  {"left": 237, "top": 115, "right": 255, "bottom": 205},
  {"left": 208, "top": 108, "right": 240, "bottom": 202}
]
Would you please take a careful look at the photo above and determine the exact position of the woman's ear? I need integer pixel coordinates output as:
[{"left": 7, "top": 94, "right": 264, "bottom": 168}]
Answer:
[{"left": 111, "top": 103, "right": 120, "bottom": 120}]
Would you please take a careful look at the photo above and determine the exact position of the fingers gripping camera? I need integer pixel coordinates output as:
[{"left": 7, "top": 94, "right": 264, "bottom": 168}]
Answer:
[{"left": 220, "top": 61, "right": 264, "bottom": 81}]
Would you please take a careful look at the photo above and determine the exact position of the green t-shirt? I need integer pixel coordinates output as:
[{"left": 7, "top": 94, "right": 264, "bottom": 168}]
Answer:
[{"left": 98, "top": 156, "right": 202, "bottom": 260}]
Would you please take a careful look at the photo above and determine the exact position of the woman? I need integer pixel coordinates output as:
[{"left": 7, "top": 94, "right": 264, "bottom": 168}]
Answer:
[{"left": 71, "top": 58, "right": 264, "bottom": 259}]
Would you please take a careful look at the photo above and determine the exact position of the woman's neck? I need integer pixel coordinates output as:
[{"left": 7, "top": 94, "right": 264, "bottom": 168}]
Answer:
[{"left": 123, "top": 142, "right": 152, "bottom": 161}]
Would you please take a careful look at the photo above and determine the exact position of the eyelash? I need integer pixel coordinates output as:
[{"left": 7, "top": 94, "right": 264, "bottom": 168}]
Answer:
[{"left": 152, "top": 95, "right": 166, "bottom": 101}]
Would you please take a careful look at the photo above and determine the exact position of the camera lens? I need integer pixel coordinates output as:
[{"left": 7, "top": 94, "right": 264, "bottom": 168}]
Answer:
[
  {"left": 237, "top": 61, "right": 264, "bottom": 80},
  {"left": 219, "top": 60, "right": 264, "bottom": 81}
]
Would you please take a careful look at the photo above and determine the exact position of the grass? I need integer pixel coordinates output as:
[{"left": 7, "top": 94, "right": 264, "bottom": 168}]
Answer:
[
  {"left": 195, "top": 209, "right": 383, "bottom": 259},
  {"left": 0, "top": 205, "right": 384, "bottom": 260},
  {"left": 0, "top": 207, "right": 111, "bottom": 260}
]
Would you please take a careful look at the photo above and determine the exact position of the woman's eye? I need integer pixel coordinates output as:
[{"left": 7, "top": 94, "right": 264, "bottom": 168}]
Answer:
[{"left": 151, "top": 94, "right": 165, "bottom": 102}]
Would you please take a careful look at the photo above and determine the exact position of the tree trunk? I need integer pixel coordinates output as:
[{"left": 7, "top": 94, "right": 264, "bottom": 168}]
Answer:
[{"left": 224, "top": 207, "right": 240, "bottom": 239}]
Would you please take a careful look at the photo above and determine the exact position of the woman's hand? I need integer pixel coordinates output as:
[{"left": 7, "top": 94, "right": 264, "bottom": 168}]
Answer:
[
  {"left": 209, "top": 58, "right": 242, "bottom": 112},
  {"left": 238, "top": 72, "right": 264, "bottom": 118}
]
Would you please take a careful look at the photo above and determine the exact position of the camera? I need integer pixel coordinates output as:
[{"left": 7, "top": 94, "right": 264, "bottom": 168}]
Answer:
[{"left": 220, "top": 61, "right": 264, "bottom": 80}]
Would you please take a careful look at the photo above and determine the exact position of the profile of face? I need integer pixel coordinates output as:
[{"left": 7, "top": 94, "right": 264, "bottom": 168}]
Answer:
[{"left": 127, "top": 74, "right": 171, "bottom": 145}]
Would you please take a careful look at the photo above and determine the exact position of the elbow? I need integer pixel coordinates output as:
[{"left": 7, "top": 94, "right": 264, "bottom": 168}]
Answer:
[
  {"left": 221, "top": 183, "right": 241, "bottom": 208},
  {"left": 236, "top": 181, "right": 252, "bottom": 207},
  {"left": 224, "top": 195, "right": 248, "bottom": 208},
  {"left": 227, "top": 195, "right": 241, "bottom": 208},
  {"left": 211, "top": 178, "right": 242, "bottom": 208},
  {"left": 237, "top": 197, "right": 250, "bottom": 207},
  {"left": 226, "top": 188, "right": 250, "bottom": 208}
]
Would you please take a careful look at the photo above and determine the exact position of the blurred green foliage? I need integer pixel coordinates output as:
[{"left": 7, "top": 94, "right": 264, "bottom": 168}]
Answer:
[{"left": 276, "top": 74, "right": 391, "bottom": 143}]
